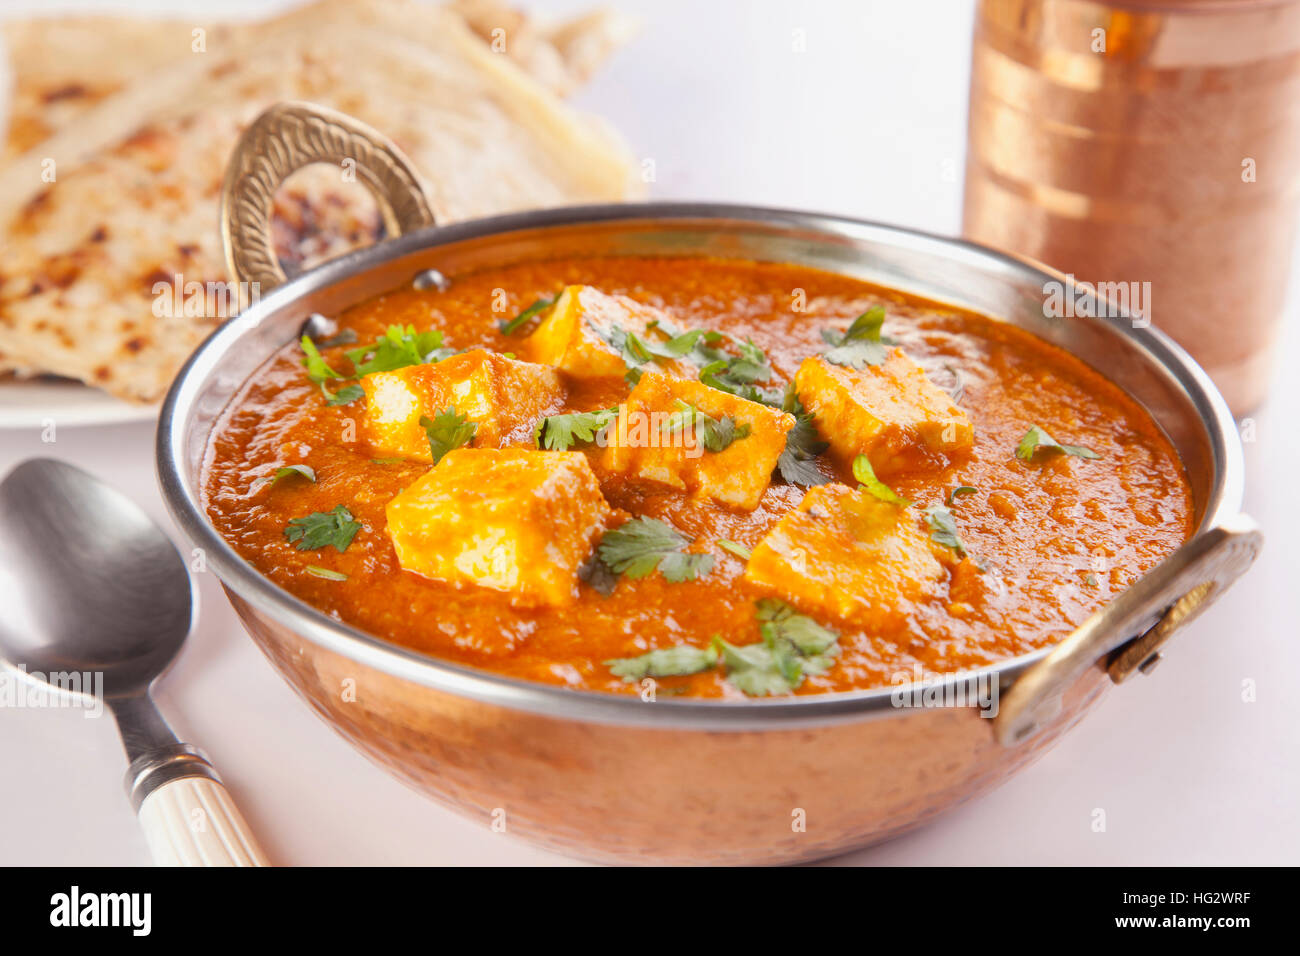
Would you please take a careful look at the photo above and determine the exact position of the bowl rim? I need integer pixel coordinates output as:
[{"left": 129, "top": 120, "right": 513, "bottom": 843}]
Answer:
[{"left": 156, "top": 200, "right": 1244, "bottom": 730}]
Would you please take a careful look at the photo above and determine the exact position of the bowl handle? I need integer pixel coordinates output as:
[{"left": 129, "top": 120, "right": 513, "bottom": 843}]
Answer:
[
  {"left": 993, "top": 513, "right": 1263, "bottom": 746},
  {"left": 220, "top": 101, "right": 436, "bottom": 302}
]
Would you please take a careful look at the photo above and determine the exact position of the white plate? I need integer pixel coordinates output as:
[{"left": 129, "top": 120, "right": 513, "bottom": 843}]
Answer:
[{"left": 0, "top": 380, "right": 158, "bottom": 429}]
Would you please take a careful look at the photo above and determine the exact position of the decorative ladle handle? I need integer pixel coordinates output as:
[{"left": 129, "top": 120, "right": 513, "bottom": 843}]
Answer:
[{"left": 220, "top": 100, "right": 436, "bottom": 301}]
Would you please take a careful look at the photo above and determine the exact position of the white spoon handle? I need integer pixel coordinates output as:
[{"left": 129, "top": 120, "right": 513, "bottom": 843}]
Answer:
[{"left": 138, "top": 776, "right": 270, "bottom": 866}]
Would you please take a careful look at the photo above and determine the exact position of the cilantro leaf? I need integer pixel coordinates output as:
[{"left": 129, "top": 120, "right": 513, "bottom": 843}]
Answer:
[
  {"left": 601, "top": 601, "right": 840, "bottom": 693},
  {"left": 646, "top": 327, "right": 709, "bottom": 358},
  {"left": 924, "top": 504, "right": 968, "bottom": 558},
  {"left": 255, "top": 464, "right": 316, "bottom": 491},
  {"left": 699, "top": 415, "right": 750, "bottom": 452},
  {"left": 698, "top": 347, "right": 781, "bottom": 404},
  {"left": 945, "top": 485, "right": 977, "bottom": 507},
  {"left": 660, "top": 400, "right": 751, "bottom": 453},
  {"left": 710, "top": 601, "right": 841, "bottom": 697},
  {"left": 500, "top": 296, "right": 556, "bottom": 335},
  {"left": 284, "top": 505, "right": 361, "bottom": 552},
  {"left": 852, "top": 454, "right": 910, "bottom": 506},
  {"left": 325, "top": 383, "right": 364, "bottom": 407},
  {"left": 534, "top": 408, "right": 618, "bottom": 451},
  {"left": 756, "top": 598, "right": 839, "bottom": 657},
  {"left": 656, "top": 550, "right": 717, "bottom": 582},
  {"left": 1015, "top": 425, "right": 1100, "bottom": 462},
  {"left": 299, "top": 334, "right": 344, "bottom": 383},
  {"left": 347, "top": 324, "right": 450, "bottom": 376},
  {"left": 606, "top": 644, "right": 720, "bottom": 682},
  {"left": 775, "top": 387, "right": 830, "bottom": 486},
  {"left": 822, "top": 306, "right": 891, "bottom": 369},
  {"left": 597, "top": 516, "right": 714, "bottom": 583},
  {"left": 420, "top": 408, "right": 477, "bottom": 464},
  {"left": 713, "top": 637, "right": 797, "bottom": 696}
]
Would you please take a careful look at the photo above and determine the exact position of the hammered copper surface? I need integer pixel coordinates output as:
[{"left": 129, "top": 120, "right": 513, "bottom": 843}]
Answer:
[
  {"left": 964, "top": 0, "right": 1300, "bottom": 413},
  {"left": 229, "top": 590, "right": 1109, "bottom": 865}
]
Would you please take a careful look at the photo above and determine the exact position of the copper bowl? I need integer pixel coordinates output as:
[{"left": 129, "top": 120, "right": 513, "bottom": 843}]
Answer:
[{"left": 156, "top": 104, "right": 1261, "bottom": 865}]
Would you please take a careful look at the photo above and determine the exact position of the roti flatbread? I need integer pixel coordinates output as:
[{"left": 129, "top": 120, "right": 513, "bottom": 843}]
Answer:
[
  {"left": 0, "top": 2, "right": 640, "bottom": 402},
  {"left": 1, "top": 0, "right": 633, "bottom": 158}
]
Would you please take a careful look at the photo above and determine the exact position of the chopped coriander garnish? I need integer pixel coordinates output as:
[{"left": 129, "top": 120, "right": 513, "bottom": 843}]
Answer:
[
  {"left": 946, "top": 485, "right": 977, "bottom": 507},
  {"left": 924, "top": 504, "right": 968, "bottom": 558},
  {"left": 852, "top": 454, "right": 910, "bottom": 507},
  {"left": 500, "top": 296, "right": 556, "bottom": 335},
  {"left": 255, "top": 464, "right": 316, "bottom": 490},
  {"left": 713, "top": 600, "right": 840, "bottom": 696},
  {"left": 713, "top": 637, "right": 797, "bottom": 696},
  {"left": 631, "top": 318, "right": 714, "bottom": 361},
  {"left": 698, "top": 343, "right": 781, "bottom": 404},
  {"left": 299, "top": 334, "right": 344, "bottom": 383},
  {"left": 324, "top": 383, "right": 364, "bottom": 407},
  {"left": 660, "top": 400, "right": 751, "bottom": 453},
  {"left": 590, "top": 320, "right": 695, "bottom": 370},
  {"left": 716, "top": 539, "right": 752, "bottom": 561},
  {"left": 603, "top": 600, "right": 839, "bottom": 694},
  {"left": 699, "top": 415, "right": 750, "bottom": 452},
  {"left": 370, "top": 457, "right": 407, "bottom": 465},
  {"left": 698, "top": 338, "right": 773, "bottom": 391},
  {"left": 534, "top": 408, "right": 618, "bottom": 451},
  {"left": 420, "top": 407, "right": 477, "bottom": 464},
  {"left": 821, "top": 306, "right": 891, "bottom": 369},
  {"left": 284, "top": 505, "right": 361, "bottom": 553},
  {"left": 757, "top": 598, "right": 839, "bottom": 657},
  {"left": 776, "top": 385, "right": 830, "bottom": 487},
  {"left": 347, "top": 324, "right": 450, "bottom": 376},
  {"left": 606, "top": 644, "right": 720, "bottom": 682},
  {"left": 305, "top": 565, "right": 348, "bottom": 581},
  {"left": 646, "top": 327, "right": 710, "bottom": 358},
  {"left": 597, "top": 516, "right": 714, "bottom": 583},
  {"left": 1015, "top": 425, "right": 1100, "bottom": 462},
  {"left": 301, "top": 324, "right": 449, "bottom": 395}
]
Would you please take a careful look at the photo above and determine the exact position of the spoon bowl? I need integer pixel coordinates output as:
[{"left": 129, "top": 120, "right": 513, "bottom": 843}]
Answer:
[
  {"left": 0, "top": 458, "right": 192, "bottom": 698},
  {"left": 0, "top": 457, "right": 268, "bottom": 866}
]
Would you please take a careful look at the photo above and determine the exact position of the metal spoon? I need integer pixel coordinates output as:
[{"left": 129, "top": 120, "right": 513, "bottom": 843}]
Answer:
[{"left": 0, "top": 458, "right": 268, "bottom": 866}]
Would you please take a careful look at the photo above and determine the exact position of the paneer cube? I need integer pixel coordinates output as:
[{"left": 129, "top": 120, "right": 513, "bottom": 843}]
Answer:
[
  {"left": 361, "top": 349, "right": 564, "bottom": 462},
  {"left": 794, "top": 351, "right": 973, "bottom": 477},
  {"left": 743, "top": 483, "right": 948, "bottom": 628},
  {"left": 600, "top": 371, "right": 794, "bottom": 511},
  {"left": 385, "top": 448, "right": 612, "bottom": 607},
  {"left": 519, "top": 285, "right": 692, "bottom": 381}
]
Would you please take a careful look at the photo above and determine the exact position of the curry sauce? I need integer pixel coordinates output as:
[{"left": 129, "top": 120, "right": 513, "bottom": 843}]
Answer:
[{"left": 202, "top": 256, "right": 1192, "bottom": 698}]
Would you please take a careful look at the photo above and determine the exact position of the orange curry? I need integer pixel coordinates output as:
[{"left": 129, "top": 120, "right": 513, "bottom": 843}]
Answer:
[{"left": 203, "top": 256, "right": 1192, "bottom": 698}]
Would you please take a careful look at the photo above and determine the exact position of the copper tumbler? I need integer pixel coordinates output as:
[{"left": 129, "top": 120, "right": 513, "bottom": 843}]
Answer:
[{"left": 964, "top": 0, "right": 1300, "bottom": 414}]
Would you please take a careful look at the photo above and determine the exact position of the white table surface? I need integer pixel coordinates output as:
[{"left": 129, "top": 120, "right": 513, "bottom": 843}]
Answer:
[{"left": 1, "top": 0, "right": 1296, "bottom": 866}]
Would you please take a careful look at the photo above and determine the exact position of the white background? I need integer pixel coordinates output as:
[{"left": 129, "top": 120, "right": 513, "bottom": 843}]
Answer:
[{"left": 1, "top": 0, "right": 1296, "bottom": 866}]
